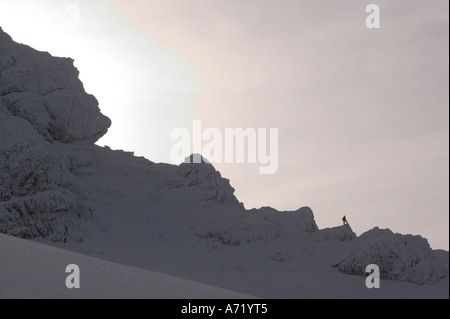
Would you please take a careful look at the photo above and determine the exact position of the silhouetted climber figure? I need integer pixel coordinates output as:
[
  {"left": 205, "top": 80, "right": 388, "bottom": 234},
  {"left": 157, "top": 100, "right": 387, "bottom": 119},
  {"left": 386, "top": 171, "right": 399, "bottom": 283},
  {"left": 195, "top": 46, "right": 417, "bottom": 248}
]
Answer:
[{"left": 342, "top": 215, "right": 349, "bottom": 225}]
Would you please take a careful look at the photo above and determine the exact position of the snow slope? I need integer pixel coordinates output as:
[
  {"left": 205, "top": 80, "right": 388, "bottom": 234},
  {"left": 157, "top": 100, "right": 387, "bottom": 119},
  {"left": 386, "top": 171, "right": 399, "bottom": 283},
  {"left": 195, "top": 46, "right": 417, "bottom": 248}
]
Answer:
[
  {"left": 0, "top": 27, "right": 448, "bottom": 298},
  {"left": 0, "top": 233, "right": 254, "bottom": 299}
]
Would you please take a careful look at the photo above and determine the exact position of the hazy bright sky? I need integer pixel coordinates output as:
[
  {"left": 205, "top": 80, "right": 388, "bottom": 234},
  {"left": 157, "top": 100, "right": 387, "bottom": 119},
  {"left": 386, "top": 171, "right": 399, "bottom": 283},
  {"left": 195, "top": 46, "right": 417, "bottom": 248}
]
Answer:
[{"left": 0, "top": 0, "right": 448, "bottom": 250}]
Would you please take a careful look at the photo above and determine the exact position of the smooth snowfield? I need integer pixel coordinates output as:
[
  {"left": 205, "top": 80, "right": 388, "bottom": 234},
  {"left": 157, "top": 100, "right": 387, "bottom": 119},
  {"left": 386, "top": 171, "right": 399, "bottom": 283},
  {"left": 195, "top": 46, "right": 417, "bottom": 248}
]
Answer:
[
  {"left": 0, "top": 233, "right": 254, "bottom": 299},
  {"left": 1, "top": 230, "right": 447, "bottom": 299}
]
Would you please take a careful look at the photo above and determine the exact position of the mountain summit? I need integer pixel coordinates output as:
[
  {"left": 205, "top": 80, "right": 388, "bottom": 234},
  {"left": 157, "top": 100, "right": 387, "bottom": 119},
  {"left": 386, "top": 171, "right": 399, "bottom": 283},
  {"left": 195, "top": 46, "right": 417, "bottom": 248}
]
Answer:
[{"left": 0, "top": 27, "right": 448, "bottom": 298}]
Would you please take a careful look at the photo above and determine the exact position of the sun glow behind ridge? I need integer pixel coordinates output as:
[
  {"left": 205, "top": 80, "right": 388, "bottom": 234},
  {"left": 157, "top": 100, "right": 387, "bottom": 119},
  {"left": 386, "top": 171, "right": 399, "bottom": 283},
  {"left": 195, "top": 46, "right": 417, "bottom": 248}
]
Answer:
[{"left": 0, "top": 0, "right": 201, "bottom": 163}]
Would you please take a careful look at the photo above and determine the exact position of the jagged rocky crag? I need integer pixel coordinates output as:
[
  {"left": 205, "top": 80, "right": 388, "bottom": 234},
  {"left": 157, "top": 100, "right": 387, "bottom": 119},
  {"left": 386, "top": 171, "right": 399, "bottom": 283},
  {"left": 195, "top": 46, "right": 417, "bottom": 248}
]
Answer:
[
  {"left": 1, "top": 27, "right": 110, "bottom": 242},
  {"left": 0, "top": 27, "right": 448, "bottom": 290}
]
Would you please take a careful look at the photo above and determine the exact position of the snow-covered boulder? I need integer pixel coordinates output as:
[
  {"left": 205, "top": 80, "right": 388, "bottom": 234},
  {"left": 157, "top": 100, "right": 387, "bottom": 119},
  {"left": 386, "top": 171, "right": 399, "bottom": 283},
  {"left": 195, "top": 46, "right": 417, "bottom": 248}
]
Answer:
[
  {"left": 333, "top": 227, "right": 449, "bottom": 284},
  {"left": 313, "top": 224, "right": 357, "bottom": 241}
]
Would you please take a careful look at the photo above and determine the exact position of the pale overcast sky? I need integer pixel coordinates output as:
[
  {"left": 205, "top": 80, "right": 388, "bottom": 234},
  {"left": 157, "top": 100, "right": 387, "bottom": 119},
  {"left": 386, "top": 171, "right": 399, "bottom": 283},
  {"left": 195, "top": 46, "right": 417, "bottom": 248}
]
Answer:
[{"left": 0, "top": 0, "right": 448, "bottom": 250}]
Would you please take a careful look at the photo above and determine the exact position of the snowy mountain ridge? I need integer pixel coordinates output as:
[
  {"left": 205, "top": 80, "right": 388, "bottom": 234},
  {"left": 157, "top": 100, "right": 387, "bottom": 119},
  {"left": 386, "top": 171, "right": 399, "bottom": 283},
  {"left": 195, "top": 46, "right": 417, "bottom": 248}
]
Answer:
[{"left": 0, "top": 27, "right": 448, "bottom": 298}]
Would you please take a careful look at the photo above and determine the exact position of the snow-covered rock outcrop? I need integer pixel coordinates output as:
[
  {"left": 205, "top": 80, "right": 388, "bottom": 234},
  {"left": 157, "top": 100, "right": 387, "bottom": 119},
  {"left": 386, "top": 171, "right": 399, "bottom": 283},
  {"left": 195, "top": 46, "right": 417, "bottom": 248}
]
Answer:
[
  {"left": 175, "top": 154, "right": 242, "bottom": 205},
  {"left": 0, "top": 27, "right": 111, "bottom": 242},
  {"left": 250, "top": 206, "right": 318, "bottom": 233},
  {"left": 190, "top": 206, "right": 318, "bottom": 247},
  {"left": 313, "top": 224, "right": 356, "bottom": 242},
  {"left": 333, "top": 227, "right": 449, "bottom": 285},
  {"left": 0, "top": 27, "right": 111, "bottom": 143}
]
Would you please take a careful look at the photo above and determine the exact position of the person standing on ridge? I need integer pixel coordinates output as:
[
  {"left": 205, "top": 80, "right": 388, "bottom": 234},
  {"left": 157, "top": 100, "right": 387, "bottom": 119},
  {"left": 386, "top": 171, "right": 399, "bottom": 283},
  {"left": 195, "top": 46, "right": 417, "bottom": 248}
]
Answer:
[{"left": 342, "top": 215, "right": 349, "bottom": 225}]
